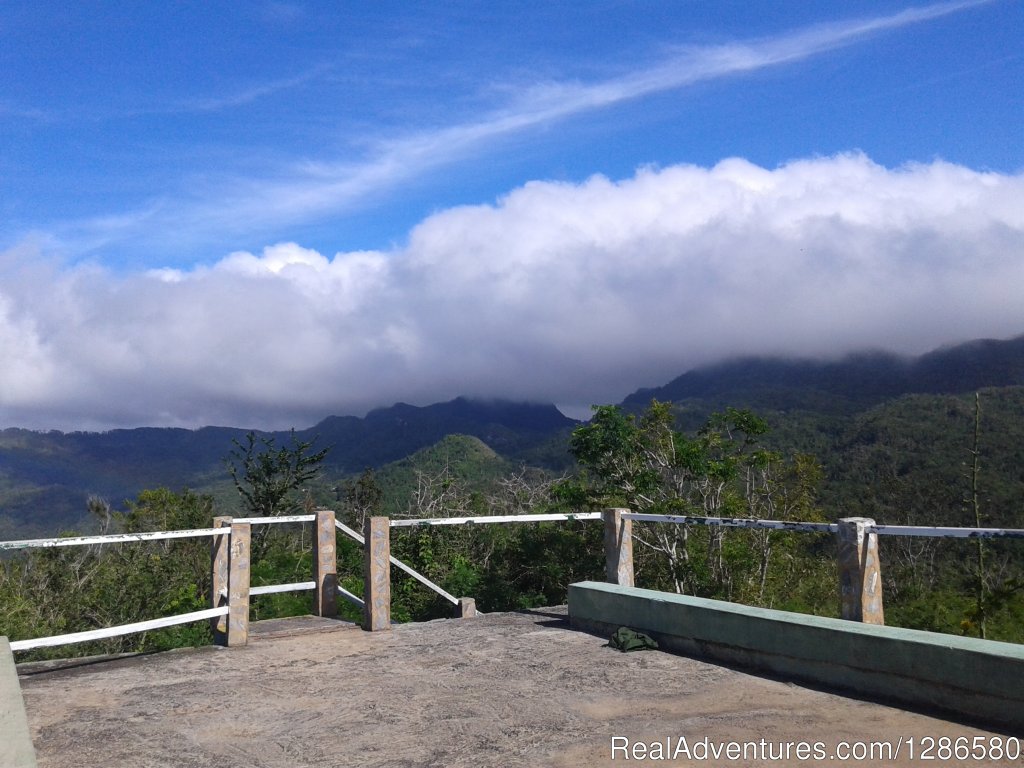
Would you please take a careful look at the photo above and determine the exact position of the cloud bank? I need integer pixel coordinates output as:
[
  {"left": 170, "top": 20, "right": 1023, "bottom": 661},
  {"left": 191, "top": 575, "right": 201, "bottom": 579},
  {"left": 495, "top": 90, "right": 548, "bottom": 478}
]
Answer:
[{"left": 3, "top": 153, "right": 1023, "bottom": 430}]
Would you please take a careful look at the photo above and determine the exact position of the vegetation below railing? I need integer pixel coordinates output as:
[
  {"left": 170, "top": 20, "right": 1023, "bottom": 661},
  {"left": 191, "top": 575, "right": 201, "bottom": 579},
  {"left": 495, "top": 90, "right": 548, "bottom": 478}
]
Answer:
[{"left": 3, "top": 395, "right": 1023, "bottom": 658}]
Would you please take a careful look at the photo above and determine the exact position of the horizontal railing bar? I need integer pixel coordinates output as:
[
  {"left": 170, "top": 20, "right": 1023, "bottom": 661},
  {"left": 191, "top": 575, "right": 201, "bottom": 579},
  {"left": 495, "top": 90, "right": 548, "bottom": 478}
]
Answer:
[
  {"left": 337, "top": 584, "right": 365, "bottom": 608},
  {"left": 232, "top": 515, "right": 317, "bottom": 524},
  {"left": 335, "top": 520, "right": 459, "bottom": 606},
  {"left": 870, "top": 525, "right": 1024, "bottom": 539},
  {"left": 0, "top": 528, "right": 230, "bottom": 551},
  {"left": 250, "top": 581, "right": 316, "bottom": 596},
  {"left": 9, "top": 606, "right": 230, "bottom": 652},
  {"left": 390, "top": 512, "right": 602, "bottom": 528},
  {"left": 622, "top": 513, "right": 838, "bottom": 534},
  {"left": 619, "top": 513, "right": 1024, "bottom": 540}
]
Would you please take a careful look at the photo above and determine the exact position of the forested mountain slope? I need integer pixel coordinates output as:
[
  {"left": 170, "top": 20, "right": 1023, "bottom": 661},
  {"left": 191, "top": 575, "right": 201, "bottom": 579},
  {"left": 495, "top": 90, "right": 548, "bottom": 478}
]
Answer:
[
  {"left": 3, "top": 334, "right": 1023, "bottom": 539},
  {"left": 623, "top": 334, "right": 1024, "bottom": 418},
  {"left": 0, "top": 399, "right": 576, "bottom": 537}
]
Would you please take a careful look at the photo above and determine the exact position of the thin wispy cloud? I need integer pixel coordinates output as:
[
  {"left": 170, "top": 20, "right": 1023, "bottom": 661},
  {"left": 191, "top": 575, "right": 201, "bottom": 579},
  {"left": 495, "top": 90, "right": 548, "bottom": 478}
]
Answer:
[
  {"left": 166, "top": 64, "right": 333, "bottom": 115},
  {"left": 0, "top": 101, "right": 53, "bottom": 121},
  {"left": 1, "top": 64, "right": 330, "bottom": 126},
  {"left": 49, "top": 0, "right": 988, "bottom": 260}
]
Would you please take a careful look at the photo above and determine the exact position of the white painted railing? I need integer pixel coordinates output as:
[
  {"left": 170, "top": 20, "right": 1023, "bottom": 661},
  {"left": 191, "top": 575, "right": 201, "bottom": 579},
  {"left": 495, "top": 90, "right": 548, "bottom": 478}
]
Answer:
[
  {"left": 620, "top": 512, "right": 1024, "bottom": 539},
  {"left": 337, "top": 584, "right": 364, "bottom": 608},
  {"left": 376, "top": 513, "right": 603, "bottom": 608},
  {"left": 360, "top": 511, "right": 608, "bottom": 629},
  {"left": 615, "top": 510, "right": 1024, "bottom": 625},
  {"left": 9, "top": 607, "right": 230, "bottom": 652},
  {"left": 251, "top": 581, "right": 316, "bottom": 597},
  {"left": 336, "top": 520, "right": 459, "bottom": 605},
  {"left": 233, "top": 514, "right": 317, "bottom": 525},
  {"left": 1, "top": 515, "right": 338, "bottom": 654},
  {"left": 870, "top": 524, "right": 1024, "bottom": 539},
  {"left": 390, "top": 512, "right": 601, "bottom": 528},
  {"left": 0, "top": 528, "right": 230, "bottom": 551},
  {"left": 13, "top": 507, "right": 1015, "bottom": 649},
  {"left": 621, "top": 512, "right": 837, "bottom": 533},
  {"left": 2, "top": 526, "right": 233, "bottom": 652}
]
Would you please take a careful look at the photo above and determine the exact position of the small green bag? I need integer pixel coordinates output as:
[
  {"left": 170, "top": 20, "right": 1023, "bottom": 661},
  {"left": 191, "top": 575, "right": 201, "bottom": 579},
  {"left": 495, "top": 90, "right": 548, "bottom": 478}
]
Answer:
[{"left": 607, "top": 626, "right": 659, "bottom": 652}]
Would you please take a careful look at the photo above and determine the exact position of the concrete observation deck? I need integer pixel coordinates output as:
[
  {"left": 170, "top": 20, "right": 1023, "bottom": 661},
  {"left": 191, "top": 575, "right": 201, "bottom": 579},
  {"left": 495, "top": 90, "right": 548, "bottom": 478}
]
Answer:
[{"left": 18, "top": 609, "right": 1017, "bottom": 768}]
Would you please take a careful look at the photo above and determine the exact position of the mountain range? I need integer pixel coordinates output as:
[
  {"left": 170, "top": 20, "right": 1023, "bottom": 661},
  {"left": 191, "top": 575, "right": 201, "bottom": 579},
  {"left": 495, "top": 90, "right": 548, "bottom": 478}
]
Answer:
[
  {"left": 2, "top": 333, "right": 1023, "bottom": 538},
  {"left": 624, "top": 335, "right": 1024, "bottom": 414}
]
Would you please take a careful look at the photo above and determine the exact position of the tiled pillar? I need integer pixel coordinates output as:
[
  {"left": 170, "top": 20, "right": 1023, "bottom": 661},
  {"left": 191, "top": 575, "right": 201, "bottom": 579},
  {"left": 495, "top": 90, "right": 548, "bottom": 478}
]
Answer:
[
  {"left": 603, "top": 507, "right": 634, "bottom": 587},
  {"left": 314, "top": 509, "right": 338, "bottom": 618},
  {"left": 227, "top": 522, "right": 251, "bottom": 645},
  {"left": 837, "top": 517, "right": 884, "bottom": 624},
  {"left": 211, "top": 516, "right": 231, "bottom": 645},
  {"left": 363, "top": 516, "right": 391, "bottom": 630}
]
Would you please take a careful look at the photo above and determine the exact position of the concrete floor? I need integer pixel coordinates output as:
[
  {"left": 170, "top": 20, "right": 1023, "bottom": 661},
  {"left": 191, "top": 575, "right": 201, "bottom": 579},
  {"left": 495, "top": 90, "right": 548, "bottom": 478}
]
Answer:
[{"left": 18, "top": 609, "right": 1018, "bottom": 767}]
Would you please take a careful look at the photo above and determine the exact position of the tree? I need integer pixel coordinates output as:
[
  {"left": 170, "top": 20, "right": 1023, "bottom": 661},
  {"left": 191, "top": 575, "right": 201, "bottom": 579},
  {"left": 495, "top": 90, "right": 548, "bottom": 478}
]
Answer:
[
  {"left": 225, "top": 430, "right": 329, "bottom": 517},
  {"left": 224, "top": 430, "right": 329, "bottom": 557},
  {"left": 337, "top": 468, "right": 384, "bottom": 530},
  {"left": 569, "top": 400, "right": 819, "bottom": 601},
  {"left": 744, "top": 451, "right": 824, "bottom": 602}
]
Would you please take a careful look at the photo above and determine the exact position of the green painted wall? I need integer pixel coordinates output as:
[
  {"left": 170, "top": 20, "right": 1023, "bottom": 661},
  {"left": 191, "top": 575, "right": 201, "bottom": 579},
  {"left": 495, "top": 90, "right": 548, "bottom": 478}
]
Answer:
[
  {"left": 0, "top": 637, "right": 38, "bottom": 768},
  {"left": 569, "top": 582, "right": 1024, "bottom": 732}
]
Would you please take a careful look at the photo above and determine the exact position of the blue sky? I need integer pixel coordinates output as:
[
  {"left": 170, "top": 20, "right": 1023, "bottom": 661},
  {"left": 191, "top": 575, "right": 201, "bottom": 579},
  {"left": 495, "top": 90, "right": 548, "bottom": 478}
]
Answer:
[{"left": 1, "top": 1, "right": 1023, "bottom": 430}]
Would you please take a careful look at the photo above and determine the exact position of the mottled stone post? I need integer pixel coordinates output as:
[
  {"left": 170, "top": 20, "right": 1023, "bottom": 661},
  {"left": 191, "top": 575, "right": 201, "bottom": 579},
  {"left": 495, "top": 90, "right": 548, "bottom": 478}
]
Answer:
[
  {"left": 837, "top": 517, "right": 884, "bottom": 625},
  {"left": 313, "top": 509, "right": 338, "bottom": 618},
  {"left": 227, "top": 521, "right": 251, "bottom": 646},
  {"left": 603, "top": 507, "right": 634, "bottom": 587},
  {"left": 211, "top": 515, "right": 232, "bottom": 646},
  {"left": 458, "top": 597, "right": 477, "bottom": 618},
  {"left": 363, "top": 516, "right": 391, "bottom": 631}
]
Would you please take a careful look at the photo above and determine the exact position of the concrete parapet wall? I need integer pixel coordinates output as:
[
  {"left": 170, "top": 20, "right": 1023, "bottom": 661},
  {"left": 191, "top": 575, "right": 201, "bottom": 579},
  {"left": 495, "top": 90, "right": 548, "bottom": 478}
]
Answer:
[
  {"left": 1, "top": 637, "right": 38, "bottom": 767},
  {"left": 568, "top": 581, "right": 1024, "bottom": 732}
]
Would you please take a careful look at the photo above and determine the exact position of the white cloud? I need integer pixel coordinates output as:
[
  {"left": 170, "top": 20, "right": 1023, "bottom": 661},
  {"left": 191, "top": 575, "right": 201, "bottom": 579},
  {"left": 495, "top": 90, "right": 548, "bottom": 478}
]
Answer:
[{"left": 2, "top": 153, "right": 1023, "bottom": 430}]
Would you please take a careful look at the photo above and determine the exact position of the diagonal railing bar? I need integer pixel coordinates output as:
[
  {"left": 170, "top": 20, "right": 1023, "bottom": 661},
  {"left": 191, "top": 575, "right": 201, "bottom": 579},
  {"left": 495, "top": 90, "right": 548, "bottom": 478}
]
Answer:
[
  {"left": 335, "top": 520, "right": 459, "bottom": 606},
  {"left": 337, "top": 584, "right": 365, "bottom": 608}
]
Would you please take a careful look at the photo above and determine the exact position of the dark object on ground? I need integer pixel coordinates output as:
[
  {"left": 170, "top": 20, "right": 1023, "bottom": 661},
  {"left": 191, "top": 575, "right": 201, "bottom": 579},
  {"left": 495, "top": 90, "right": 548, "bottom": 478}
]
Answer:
[{"left": 607, "top": 626, "right": 659, "bottom": 652}]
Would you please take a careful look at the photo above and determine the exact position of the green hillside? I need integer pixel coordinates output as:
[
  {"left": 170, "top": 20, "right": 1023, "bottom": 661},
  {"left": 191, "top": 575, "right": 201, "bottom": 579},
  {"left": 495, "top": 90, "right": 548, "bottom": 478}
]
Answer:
[{"left": 0, "top": 399, "right": 576, "bottom": 538}]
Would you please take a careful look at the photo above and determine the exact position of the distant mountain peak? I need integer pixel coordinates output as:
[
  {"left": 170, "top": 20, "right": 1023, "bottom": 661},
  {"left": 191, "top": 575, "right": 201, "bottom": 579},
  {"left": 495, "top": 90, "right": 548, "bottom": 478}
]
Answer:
[{"left": 622, "top": 333, "right": 1024, "bottom": 412}]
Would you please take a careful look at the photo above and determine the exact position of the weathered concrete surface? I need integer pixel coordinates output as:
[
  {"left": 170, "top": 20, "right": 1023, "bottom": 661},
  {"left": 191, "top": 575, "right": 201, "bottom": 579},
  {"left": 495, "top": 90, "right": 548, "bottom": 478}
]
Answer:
[
  {"left": 19, "top": 610, "right": 1017, "bottom": 768},
  {"left": 570, "top": 581, "right": 1024, "bottom": 732}
]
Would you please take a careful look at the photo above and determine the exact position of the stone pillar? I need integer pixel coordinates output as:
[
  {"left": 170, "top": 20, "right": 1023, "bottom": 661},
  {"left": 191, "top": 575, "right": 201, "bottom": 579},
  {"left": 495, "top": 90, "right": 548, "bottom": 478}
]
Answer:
[
  {"left": 313, "top": 509, "right": 338, "bottom": 618},
  {"left": 458, "top": 597, "right": 477, "bottom": 618},
  {"left": 603, "top": 507, "right": 634, "bottom": 587},
  {"left": 211, "top": 515, "right": 232, "bottom": 645},
  {"left": 837, "top": 517, "right": 884, "bottom": 624},
  {"left": 227, "top": 521, "right": 252, "bottom": 646},
  {"left": 363, "top": 516, "right": 391, "bottom": 631}
]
